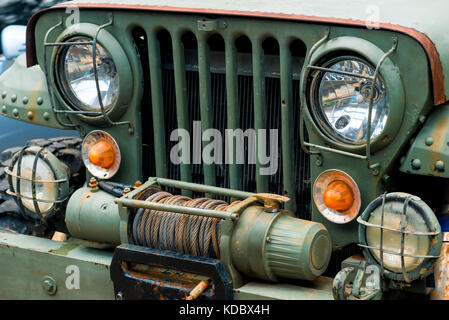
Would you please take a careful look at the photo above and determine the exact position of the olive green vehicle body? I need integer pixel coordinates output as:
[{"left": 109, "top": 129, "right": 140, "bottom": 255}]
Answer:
[{"left": 0, "top": 0, "right": 448, "bottom": 299}]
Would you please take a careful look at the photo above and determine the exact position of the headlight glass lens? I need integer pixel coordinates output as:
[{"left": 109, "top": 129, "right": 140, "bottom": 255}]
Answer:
[
  {"left": 365, "top": 201, "right": 430, "bottom": 273},
  {"left": 11, "top": 155, "right": 57, "bottom": 213},
  {"left": 313, "top": 57, "right": 389, "bottom": 145},
  {"left": 57, "top": 36, "right": 119, "bottom": 112}
]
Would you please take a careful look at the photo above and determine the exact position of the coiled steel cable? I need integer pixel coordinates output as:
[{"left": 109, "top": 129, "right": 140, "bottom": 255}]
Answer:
[{"left": 132, "top": 191, "right": 239, "bottom": 259}]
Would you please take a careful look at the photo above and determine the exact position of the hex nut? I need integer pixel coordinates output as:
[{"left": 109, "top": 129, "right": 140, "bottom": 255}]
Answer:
[{"left": 42, "top": 276, "right": 57, "bottom": 296}]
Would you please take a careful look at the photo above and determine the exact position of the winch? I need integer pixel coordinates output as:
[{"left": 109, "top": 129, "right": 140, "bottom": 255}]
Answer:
[{"left": 66, "top": 177, "right": 332, "bottom": 288}]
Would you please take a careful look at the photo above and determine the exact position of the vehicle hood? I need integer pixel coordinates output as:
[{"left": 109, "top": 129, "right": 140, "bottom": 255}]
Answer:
[{"left": 27, "top": 0, "right": 449, "bottom": 105}]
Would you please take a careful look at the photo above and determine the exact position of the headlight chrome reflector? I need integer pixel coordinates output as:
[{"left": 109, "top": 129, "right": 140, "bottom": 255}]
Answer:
[
  {"left": 358, "top": 193, "right": 442, "bottom": 282},
  {"left": 311, "top": 57, "right": 389, "bottom": 145},
  {"left": 56, "top": 36, "right": 119, "bottom": 112},
  {"left": 82, "top": 130, "right": 121, "bottom": 179}
]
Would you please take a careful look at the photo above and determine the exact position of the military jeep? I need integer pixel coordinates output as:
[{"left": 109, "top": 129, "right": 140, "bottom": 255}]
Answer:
[{"left": 0, "top": 0, "right": 448, "bottom": 300}]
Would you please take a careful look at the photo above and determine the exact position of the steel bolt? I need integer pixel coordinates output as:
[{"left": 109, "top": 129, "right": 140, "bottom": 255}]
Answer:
[
  {"left": 412, "top": 159, "right": 422, "bottom": 170},
  {"left": 42, "top": 276, "right": 57, "bottom": 295},
  {"left": 1, "top": 106, "right": 6, "bottom": 114},
  {"left": 89, "top": 177, "right": 99, "bottom": 191},
  {"left": 26, "top": 111, "right": 33, "bottom": 120},
  {"left": 11, "top": 94, "right": 17, "bottom": 103},
  {"left": 12, "top": 108, "right": 19, "bottom": 117},
  {"left": 22, "top": 96, "right": 29, "bottom": 105},
  {"left": 43, "top": 112, "right": 50, "bottom": 120},
  {"left": 425, "top": 137, "right": 434, "bottom": 146},
  {"left": 37, "top": 97, "right": 44, "bottom": 105},
  {"left": 1, "top": 91, "right": 6, "bottom": 99},
  {"left": 315, "top": 156, "right": 323, "bottom": 167},
  {"left": 122, "top": 187, "right": 131, "bottom": 195},
  {"left": 116, "top": 291, "right": 123, "bottom": 300}
]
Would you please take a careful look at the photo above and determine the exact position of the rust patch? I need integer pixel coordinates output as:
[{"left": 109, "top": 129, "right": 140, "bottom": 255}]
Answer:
[{"left": 26, "top": 3, "right": 447, "bottom": 105}]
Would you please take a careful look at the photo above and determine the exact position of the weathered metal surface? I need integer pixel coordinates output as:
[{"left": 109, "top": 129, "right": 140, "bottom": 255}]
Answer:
[
  {"left": 234, "top": 278, "right": 334, "bottom": 300},
  {"left": 66, "top": 187, "right": 121, "bottom": 244},
  {"left": 400, "top": 103, "right": 449, "bottom": 178},
  {"left": 0, "top": 54, "right": 65, "bottom": 129},
  {"left": 27, "top": 0, "right": 448, "bottom": 105},
  {"left": 230, "top": 205, "right": 331, "bottom": 281},
  {"left": 110, "top": 244, "right": 233, "bottom": 300},
  {"left": 0, "top": 231, "right": 114, "bottom": 299}
]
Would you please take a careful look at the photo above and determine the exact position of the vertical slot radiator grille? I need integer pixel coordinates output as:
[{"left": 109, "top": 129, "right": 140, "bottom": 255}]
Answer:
[{"left": 142, "top": 29, "right": 311, "bottom": 220}]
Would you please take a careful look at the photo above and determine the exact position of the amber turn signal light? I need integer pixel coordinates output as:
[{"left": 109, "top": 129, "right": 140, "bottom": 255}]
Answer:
[
  {"left": 313, "top": 169, "right": 361, "bottom": 224},
  {"left": 88, "top": 140, "right": 116, "bottom": 169},
  {"left": 81, "top": 130, "right": 121, "bottom": 179},
  {"left": 323, "top": 180, "right": 354, "bottom": 212}
]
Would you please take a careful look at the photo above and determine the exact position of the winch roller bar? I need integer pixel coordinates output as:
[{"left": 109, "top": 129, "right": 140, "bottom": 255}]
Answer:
[
  {"left": 153, "top": 177, "right": 255, "bottom": 199},
  {"left": 114, "top": 198, "right": 238, "bottom": 220}
]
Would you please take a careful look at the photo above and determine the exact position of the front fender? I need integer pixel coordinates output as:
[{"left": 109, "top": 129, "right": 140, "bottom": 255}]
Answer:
[
  {"left": 400, "top": 103, "right": 449, "bottom": 177},
  {"left": 0, "top": 53, "right": 65, "bottom": 129}
]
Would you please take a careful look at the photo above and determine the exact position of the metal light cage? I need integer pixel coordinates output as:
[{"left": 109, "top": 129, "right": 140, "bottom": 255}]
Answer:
[
  {"left": 357, "top": 192, "right": 442, "bottom": 283},
  {"left": 5, "top": 146, "right": 69, "bottom": 221},
  {"left": 299, "top": 29, "right": 398, "bottom": 174},
  {"left": 42, "top": 14, "right": 131, "bottom": 130}
]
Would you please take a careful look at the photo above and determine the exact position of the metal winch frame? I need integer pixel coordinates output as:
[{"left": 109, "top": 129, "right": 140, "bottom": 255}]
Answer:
[{"left": 114, "top": 177, "right": 290, "bottom": 288}]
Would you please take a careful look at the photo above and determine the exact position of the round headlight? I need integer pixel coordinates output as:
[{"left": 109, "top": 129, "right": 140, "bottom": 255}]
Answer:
[
  {"left": 358, "top": 193, "right": 442, "bottom": 282},
  {"left": 56, "top": 36, "right": 119, "bottom": 112},
  {"left": 6, "top": 146, "right": 69, "bottom": 220},
  {"left": 310, "top": 56, "right": 389, "bottom": 145},
  {"left": 81, "top": 130, "right": 121, "bottom": 179}
]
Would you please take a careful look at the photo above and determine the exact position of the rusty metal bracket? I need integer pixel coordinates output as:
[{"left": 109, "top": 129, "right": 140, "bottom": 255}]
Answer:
[{"left": 110, "top": 244, "right": 233, "bottom": 300}]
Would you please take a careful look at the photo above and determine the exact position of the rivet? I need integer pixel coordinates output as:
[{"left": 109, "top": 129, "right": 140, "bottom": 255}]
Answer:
[
  {"left": 425, "top": 137, "right": 434, "bottom": 146},
  {"left": 1, "top": 91, "right": 6, "bottom": 99},
  {"left": 22, "top": 96, "right": 29, "bottom": 105},
  {"left": 11, "top": 94, "right": 17, "bottom": 103},
  {"left": 26, "top": 111, "right": 33, "bottom": 120},
  {"left": 43, "top": 112, "right": 50, "bottom": 120},
  {"left": 315, "top": 156, "right": 323, "bottom": 167},
  {"left": 436, "top": 160, "right": 445, "bottom": 171},
  {"left": 37, "top": 97, "right": 44, "bottom": 105},
  {"left": 12, "top": 108, "right": 19, "bottom": 117},
  {"left": 419, "top": 115, "right": 426, "bottom": 123},
  {"left": 412, "top": 159, "right": 421, "bottom": 170},
  {"left": 1, "top": 106, "right": 6, "bottom": 114}
]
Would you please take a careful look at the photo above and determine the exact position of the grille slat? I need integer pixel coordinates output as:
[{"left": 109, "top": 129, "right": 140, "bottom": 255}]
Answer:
[
  {"left": 279, "top": 42, "right": 296, "bottom": 212},
  {"left": 147, "top": 33, "right": 168, "bottom": 179},
  {"left": 252, "top": 41, "right": 269, "bottom": 193},
  {"left": 225, "top": 40, "right": 242, "bottom": 191},
  {"left": 172, "top": 34, "right": 193, "bottom": 196}
]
